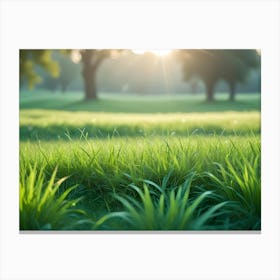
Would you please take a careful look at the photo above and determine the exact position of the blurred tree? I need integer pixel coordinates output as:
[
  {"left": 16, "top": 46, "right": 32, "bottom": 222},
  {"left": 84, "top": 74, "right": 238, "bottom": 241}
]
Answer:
[
  {"left": 41, "top": 51, "right": 81, "bottom": 93},
  {"left": 20, "top": 49, "right": 114, "bottom": 100},
  {"left": 79, "top": 50, "right": 111, "bottom": 100},
  {"left": 20, "top": 50, "right": 60, "bottom": 88},
  {"left": 177, "top": 50, "right": 220, "bottom": 102},
  {"left": 177, "top": 49, "right": 260, "bottom": 101},
  {"left": 55, "top": 51, "right": 80, "bottom": 92},
  {"left": 219, "top": 50, "right": 260, "bottom": 101}
]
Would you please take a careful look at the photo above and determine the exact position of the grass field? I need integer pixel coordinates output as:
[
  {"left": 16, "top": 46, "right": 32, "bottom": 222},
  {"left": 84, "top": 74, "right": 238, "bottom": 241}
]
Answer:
[{"left": 20, "top": 90, "right": 261, "bottom": 230}]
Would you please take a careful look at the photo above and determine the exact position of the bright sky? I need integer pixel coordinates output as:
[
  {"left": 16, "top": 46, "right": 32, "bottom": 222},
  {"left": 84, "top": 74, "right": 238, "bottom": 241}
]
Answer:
[{"left": 132, "top": 49, "right": 172, "bottom": 56}]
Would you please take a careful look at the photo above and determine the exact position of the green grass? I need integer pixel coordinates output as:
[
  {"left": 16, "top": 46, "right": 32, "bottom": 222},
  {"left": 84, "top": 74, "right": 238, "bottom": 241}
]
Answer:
[
  {"left": 20, "top": 110, "right": 260, "bottom": 141},
  {"left": 20, "top": 90, "right": 260, "bottom": 113},
  {"left": 19, "top": 90, "right": 261, "bottom": 230},
  {"left": 111, "top": 173, "right": 230, "bottom": 230},
  {"left": 20, "top": 165, "right": 85, "bottom": 230}
]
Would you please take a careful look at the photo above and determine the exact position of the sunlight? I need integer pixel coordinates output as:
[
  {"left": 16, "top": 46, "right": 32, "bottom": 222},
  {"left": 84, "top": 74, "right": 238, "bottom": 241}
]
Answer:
[
  {"left": 132, "top": 49, "right": 172, "bottom": 56},
  {"left": 70, "top": 50, "right": 82, "bottom": 63}
]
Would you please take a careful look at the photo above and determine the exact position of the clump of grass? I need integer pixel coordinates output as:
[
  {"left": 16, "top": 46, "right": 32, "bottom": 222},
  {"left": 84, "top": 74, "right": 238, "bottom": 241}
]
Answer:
[
  {"left": 20, "top": 135, "right": 260, "bottom": 194},
  {"left": 20, "top": 165, "right": 84, "bottom": 230},
  {"left": 106, "top": 173, "right": 228, "bottom": 230},
  {"left": 205, "top": 142, "right": 261, "bottom": 229}
]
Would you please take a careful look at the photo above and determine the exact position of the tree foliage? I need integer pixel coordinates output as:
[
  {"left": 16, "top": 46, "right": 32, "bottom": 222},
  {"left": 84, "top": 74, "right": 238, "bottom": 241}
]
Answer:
[{"left": 20, "top": 50, "right": 60, "bottom": 88}]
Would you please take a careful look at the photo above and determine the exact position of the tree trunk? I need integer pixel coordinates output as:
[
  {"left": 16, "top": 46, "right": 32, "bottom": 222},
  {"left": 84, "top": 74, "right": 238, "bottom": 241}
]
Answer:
[
  {"left": 229, "top": 82, "right": 236, "bottom": 101},
  {"left": 82, "top": 65, "right": 97, "bottom": 100},
  {"left": 206, "top": 82, "right": 215, "bottom": 102},
  {"left": 80, "top": 50, "right": 110, "bottom": 101}
]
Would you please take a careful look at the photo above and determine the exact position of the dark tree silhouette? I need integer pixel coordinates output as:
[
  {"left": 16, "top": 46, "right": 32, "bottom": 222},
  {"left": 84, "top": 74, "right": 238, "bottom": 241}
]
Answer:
[
  {"left": 178, "top": 50, "right": 220, "bottom": 102},
  {"left": 219, "top": 50, "right": 260, "bottom": 101},
  {"left": 177, "top": 49, "right": 260, "bottom": 101}
]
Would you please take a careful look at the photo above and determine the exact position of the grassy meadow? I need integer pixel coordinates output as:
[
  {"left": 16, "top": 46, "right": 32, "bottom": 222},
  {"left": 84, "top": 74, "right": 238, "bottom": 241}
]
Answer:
[{"left": 20, "top": 90, "right": 261, "bottom": 231}]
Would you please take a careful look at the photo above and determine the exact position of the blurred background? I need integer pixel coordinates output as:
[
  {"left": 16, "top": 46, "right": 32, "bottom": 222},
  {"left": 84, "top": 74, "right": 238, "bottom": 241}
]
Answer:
[{"left": 19, "top": 49, "right": 261, "bottom": 105}]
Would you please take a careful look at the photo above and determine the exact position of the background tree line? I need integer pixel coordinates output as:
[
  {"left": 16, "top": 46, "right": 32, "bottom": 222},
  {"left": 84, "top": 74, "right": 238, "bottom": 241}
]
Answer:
[{"left": 20, "top": 49, "right": 261, "bottom": 102}]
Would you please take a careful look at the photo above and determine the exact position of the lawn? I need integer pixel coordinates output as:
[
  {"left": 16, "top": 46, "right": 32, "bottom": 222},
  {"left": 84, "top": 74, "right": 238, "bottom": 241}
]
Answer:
[{"left": 19, "top": 90, "right": 261, "bottom": 231}]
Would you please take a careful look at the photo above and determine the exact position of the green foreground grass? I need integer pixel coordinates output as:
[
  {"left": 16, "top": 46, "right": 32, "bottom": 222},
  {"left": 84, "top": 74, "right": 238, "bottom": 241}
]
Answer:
[{"left": 20, "top": 91, "right": 261, "bottom": 230}]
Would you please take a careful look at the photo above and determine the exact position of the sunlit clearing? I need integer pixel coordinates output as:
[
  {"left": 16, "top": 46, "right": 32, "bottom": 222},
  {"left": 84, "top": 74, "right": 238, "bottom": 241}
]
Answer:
[{"left": 132, "top": 49, "right": 172, "bottom": 56}]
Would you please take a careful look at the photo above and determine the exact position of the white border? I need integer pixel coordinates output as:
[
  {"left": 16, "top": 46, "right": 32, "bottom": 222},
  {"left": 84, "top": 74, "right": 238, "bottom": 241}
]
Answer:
[{"left": 1, "top": 1, "right": 279, "bottom": 280}]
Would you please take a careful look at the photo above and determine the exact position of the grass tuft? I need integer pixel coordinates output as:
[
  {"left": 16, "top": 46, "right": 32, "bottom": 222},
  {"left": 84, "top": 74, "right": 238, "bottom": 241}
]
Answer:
[
  {"left": 107, "top": 173, "right": 229, "bottom": 230},
  {"left": 20, "top": 165, "right": 85, "bottom": 230}
]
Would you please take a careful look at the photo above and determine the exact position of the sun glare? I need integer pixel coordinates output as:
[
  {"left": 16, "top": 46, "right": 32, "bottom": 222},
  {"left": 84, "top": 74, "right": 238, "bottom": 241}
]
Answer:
[{"left": 132, "top": 49, "right": 172, "bottom": 56}]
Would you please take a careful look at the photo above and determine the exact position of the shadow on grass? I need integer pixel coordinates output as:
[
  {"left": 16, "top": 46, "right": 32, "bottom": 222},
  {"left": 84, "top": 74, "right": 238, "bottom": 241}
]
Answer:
[
  {"left": 20, "top": 124, "right": 260, "bottom": 142},
  {"left": 20, "top": 97, "right": 261, "bottom": 114}
]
